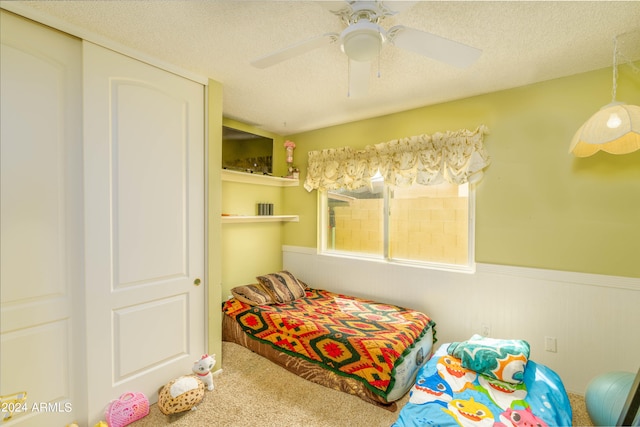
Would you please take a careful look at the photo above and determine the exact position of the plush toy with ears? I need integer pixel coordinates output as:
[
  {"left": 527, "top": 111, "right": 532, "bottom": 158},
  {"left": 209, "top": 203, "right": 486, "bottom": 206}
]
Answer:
[{"left": 192, "top": 354, "right": 216, "bottom": 391}]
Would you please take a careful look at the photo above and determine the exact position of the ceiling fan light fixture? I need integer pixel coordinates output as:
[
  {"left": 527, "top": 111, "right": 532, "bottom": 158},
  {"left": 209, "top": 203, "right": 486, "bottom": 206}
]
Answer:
[{"left": 340, "top": 21, "right": 384, "bottom": 62}]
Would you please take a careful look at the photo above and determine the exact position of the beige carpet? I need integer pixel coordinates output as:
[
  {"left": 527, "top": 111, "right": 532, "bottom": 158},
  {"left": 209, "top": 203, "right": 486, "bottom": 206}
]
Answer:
[{"left": 131, "top": 341, "right": 593, "bottom": 427}]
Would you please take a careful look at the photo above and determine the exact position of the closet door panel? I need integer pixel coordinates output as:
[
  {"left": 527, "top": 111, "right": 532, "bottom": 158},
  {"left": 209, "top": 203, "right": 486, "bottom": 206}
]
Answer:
[
  {"left": 0, "top": 10, "right": 83, "bottom": 426},
  {"left": 82, "top": 41, "right": 205, "bottom": 424}
]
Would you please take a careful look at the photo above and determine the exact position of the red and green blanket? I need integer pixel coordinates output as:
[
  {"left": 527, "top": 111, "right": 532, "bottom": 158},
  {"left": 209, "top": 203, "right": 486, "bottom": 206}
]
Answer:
[{"left": 222, "top": 288, "right": 436, "bottom": 398}]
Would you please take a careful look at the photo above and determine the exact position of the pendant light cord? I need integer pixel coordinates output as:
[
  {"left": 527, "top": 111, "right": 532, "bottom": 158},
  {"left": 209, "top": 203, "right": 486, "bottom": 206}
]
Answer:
[
  {"left": 611, "top": 35, "right": 618, "bottom": 103},
  {"left": 377, "top": 27, "right": 381, "bottom": 79},
  {"left": 611, "top": 29, "right": 640, "bottom": 104}
]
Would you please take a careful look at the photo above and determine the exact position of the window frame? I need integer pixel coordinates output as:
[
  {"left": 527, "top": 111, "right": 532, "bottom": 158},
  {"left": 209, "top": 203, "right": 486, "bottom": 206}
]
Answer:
[{"left": 318, "top": 182, "right": 477, "bottom": 273}]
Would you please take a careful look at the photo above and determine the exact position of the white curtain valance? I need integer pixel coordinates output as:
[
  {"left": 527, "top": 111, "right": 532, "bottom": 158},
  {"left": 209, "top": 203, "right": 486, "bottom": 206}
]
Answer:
[{"left": 304, "top": 126, "right": 490, "bottom": 192}]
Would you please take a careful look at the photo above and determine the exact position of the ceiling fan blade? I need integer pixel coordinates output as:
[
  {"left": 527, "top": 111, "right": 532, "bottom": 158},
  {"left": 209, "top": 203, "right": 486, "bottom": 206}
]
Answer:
[
  {"left": 251, "top": 33, "right": 339, "bottom": 69},
  {"left": 348, "top": 59, "right": 371, "bottom": 98},
  {"left": 388, "top": 25, "right": 482, "bottom": 69},
  {"left": 317, "top": 1, "right": 353, "bottom": 15},
  {"left": 379, "top": 1, "right": 417, "bottom": 15},
  {"left": 320, "top": 1, "right": 415, "bottom": 18}
]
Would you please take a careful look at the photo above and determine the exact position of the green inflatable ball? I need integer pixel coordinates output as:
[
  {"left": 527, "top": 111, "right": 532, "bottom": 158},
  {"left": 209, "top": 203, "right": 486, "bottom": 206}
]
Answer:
[{"left": 586, "top": 371, "right": 635, "bottom": 426}]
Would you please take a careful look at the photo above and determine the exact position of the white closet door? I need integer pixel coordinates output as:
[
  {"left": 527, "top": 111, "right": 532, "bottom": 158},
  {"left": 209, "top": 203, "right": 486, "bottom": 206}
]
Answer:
[
  {"left": 83, "top": 42, "right": 205, "bottom": 424},
  {"left": 1, "top": 11, "right": 83, "bottom": 427}
]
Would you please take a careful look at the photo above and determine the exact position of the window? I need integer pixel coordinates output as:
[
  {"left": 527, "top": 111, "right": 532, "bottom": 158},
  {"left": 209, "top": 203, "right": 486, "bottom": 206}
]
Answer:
[
  {"left": 320, "top": 176, "right": 474, "bottom": 271},
  {"left": 307, "top": 126, "right": 488, "bottom": 271}
]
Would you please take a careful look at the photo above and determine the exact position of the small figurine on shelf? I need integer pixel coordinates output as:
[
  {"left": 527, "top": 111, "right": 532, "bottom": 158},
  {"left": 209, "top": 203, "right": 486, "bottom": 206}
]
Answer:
[{"left": 284, "top": 140, "right": 296, "bottom": 177}]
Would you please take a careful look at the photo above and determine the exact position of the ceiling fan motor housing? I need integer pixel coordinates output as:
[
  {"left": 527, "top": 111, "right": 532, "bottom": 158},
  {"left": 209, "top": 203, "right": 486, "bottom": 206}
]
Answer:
[{"left": 340, "top": 20, "right": 385, "bottom": 62}]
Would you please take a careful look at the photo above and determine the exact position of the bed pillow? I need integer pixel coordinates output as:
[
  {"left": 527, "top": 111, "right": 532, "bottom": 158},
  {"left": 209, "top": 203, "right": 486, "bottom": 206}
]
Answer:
[
  {"left": 231, "top": 283, "right": 275, "bottom": 306},
  {"left": 256, "top": 271, "right": 306, "bottom": 303},
  {"left": 447, "top": 334, "right": 530, "bottom": 384}
]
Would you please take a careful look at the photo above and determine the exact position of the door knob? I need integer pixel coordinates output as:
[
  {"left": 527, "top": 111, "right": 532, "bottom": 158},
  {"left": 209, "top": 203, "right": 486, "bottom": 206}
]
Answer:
[{"left": 193, "top": 278, "right": 201, "bottom": 286}]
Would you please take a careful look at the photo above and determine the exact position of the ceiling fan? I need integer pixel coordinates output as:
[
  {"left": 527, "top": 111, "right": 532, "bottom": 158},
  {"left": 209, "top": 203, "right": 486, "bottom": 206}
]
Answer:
[{"left": 250, "top": 0, "right": 482, "bottom": 97}]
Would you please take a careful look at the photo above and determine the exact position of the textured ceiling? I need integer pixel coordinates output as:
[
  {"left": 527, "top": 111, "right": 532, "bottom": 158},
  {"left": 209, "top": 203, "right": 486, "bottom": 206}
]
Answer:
[{"left": 7, "top": 1, "right": 640, "bottom": 135}]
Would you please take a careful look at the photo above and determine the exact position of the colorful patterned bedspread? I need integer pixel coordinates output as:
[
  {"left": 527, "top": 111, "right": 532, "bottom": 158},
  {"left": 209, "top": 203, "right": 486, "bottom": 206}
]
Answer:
[
  {"left": 393, "top": 343, "right": 573, "bottom": 427},
  {"left": 222, "top": 288, "right": 435, "bottom": 400}
]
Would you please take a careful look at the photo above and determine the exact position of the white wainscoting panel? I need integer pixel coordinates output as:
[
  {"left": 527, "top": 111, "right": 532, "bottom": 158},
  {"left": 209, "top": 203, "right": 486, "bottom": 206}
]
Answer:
[{"left": 282, "top": 245, "right": 640, "bottom": 394}]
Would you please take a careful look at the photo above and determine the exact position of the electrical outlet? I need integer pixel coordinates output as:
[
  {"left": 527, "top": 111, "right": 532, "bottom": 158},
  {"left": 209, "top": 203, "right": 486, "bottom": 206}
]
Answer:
[
  {"left": 481, "top": 323, "right": 491, "bottom": 337},
  {"left": 545, "top": 336, "right": 557, "bottom": 353}
]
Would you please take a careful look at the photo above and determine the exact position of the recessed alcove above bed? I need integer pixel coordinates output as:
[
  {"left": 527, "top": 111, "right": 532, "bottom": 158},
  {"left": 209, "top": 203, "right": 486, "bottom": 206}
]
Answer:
[{"left": 222, "top": 125, "right": 274, "bottom": 175}]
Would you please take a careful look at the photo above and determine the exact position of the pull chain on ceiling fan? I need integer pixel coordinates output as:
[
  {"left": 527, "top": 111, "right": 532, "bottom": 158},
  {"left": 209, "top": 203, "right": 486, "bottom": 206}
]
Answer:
[{"left": 250, "top": 0, "right": 482, "bottom": 97}]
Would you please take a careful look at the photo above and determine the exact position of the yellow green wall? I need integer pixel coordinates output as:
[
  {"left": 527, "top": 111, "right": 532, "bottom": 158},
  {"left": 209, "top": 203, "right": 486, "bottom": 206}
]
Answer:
[
  {"left": 221, "top": 181, "right": 285, "bottom": 292},
  {"left": 282, "top": 65, "right": 640, "bottom": 278}
]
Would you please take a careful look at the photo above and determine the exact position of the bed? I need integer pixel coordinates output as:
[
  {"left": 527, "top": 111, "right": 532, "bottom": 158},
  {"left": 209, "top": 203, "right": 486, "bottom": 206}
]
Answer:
[
  {"left": 221, "top": 271, "right": 437, "bottom": 411},
  {"left": 393, "top": 337, "right": 573, "bottom": 426}
]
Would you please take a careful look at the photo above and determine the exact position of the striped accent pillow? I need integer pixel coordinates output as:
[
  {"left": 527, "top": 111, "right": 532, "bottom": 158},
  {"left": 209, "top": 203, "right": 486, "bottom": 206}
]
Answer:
[
  {"left": 256, "top": 271, "right": 306, "bottom": 303},
  {"left": 231, "top": 283, "right": 275, "bottom": 306}
]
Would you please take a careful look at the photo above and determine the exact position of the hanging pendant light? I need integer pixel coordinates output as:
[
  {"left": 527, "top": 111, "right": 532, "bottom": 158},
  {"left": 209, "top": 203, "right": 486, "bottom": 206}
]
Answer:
[{"left": 569, "top": 34, "right": 640, "bottom": 157}]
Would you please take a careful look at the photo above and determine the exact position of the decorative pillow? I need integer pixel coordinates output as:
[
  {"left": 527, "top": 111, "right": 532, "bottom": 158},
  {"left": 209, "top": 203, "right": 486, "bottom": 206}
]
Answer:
[
  {"left": 231, "top": 284, "right": 274, "bottom": 306},
  {"left": 447, "top": 334, "right": 530, "bottom": 384},
  {"left": 256, "top": 271, "right": 306, "bottom": 303}
]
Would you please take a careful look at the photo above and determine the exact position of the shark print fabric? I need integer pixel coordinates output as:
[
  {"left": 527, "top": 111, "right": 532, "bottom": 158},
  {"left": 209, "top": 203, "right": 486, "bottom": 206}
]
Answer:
[
  {"left": 447, "top": 335, "right": 530, "bottom": 384},
  {"left": 393, "top": 343, "right": 572, "bottom": 427}
]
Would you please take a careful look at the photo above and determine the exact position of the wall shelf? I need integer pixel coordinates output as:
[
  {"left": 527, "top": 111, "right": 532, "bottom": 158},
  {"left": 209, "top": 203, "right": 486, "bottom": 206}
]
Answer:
[
  {"left": 222, "top": 169, "right": 299, "bottom": 187},
  {"left": 221, "top": 215, "right": 299, "bottom": 224}
]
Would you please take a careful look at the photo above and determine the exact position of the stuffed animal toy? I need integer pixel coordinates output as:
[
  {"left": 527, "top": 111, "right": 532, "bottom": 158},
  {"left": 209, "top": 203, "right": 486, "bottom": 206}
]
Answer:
[
  {"left": 192, "top": 354, "right": 216, "bottom": 391},
  {"left": 157, "top": 376, "right": 205, "bottom": 415}
]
